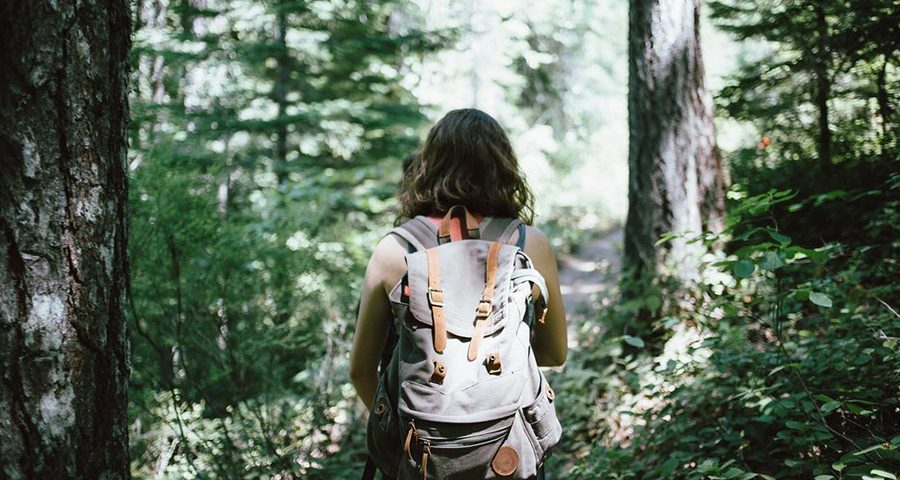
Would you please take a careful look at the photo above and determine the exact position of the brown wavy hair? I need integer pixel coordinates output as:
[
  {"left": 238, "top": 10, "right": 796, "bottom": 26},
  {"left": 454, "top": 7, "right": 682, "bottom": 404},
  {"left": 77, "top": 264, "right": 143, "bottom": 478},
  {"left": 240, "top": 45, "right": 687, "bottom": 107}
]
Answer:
[{"left": 397, "top": 109, "right": 535, "bottom": 224}]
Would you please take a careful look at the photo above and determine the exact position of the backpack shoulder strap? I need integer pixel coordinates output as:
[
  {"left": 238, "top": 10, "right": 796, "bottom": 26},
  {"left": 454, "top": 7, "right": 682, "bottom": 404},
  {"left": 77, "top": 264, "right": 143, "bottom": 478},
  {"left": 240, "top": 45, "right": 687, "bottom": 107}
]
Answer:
[
  {"left": 478, "top": 217, "right": 509, "bottom": 240},
  {"left": 388, "top": 216, "right": 439, "bottom": 253},
  {"left": 508, "top": 222, "right": 527, "bottom": 249},
  {"left": 392, "top": 215, "right": 525, "bottom": 251},
  {"left": 481, "top": 217, "right": 526, "bottom": 249}
]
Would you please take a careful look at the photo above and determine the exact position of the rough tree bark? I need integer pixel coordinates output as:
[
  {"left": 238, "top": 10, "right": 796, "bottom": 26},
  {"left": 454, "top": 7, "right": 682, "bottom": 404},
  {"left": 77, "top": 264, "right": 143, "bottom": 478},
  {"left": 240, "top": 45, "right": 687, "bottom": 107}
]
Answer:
[
  {"left": 624, "top": 0, "right": 727, "bottom": 290},
  {"left": 0, "top": 1, "right": 131, "bottom": 478}
]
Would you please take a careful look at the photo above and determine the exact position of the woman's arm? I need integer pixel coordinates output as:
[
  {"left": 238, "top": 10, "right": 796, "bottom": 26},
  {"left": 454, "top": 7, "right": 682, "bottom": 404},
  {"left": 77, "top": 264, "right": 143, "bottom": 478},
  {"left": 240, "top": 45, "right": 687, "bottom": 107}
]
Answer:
[
  {"left": 349, "top": 235, "right": 407, "bottom": 409},
  {"left": 521, "top": 226, "right": 568, "bottom": 366}
]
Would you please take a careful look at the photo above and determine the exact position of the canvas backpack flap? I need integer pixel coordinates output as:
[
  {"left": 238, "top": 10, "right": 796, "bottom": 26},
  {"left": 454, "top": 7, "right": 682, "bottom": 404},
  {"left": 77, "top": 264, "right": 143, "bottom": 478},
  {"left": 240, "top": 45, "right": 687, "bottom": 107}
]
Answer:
[
  {"left": 398, "top": 241, "right": 534, "bottom": 423},
  {"left": 404, "top": 240, "right": 519, "bottom": 340}
]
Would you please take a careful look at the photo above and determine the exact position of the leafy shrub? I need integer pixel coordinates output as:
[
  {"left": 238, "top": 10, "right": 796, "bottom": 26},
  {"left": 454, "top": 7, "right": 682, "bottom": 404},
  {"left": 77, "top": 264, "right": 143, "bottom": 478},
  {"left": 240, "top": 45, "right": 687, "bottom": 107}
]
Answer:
[{"left": 551, "top": 176, "right": 900, "bottom": 479}]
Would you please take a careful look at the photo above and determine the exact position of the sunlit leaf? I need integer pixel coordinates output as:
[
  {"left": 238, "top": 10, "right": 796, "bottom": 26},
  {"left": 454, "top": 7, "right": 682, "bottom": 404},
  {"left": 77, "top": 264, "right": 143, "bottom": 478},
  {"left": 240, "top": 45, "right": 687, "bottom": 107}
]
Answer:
[{"left": 809, "top": 292, "right": 833, "bottom": 308}]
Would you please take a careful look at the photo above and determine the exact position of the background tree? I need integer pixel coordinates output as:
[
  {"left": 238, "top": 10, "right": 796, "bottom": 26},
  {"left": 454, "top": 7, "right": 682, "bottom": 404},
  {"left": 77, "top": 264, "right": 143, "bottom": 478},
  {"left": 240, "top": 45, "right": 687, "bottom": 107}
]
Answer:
[
  {"left": 623, "top": 0, "right": 728, "bottom": 329},
  {"left": 127, "top": 0, "right": 442, "bottom": 476},
  {"left": 710, "top": 0, "right": 897, "bottom": 243},
  {"left": 558, "top": 0, "right": 899, "bottom": 477},
  {"left": 0, "top": 0, "right": 131, "bottom": 477}
]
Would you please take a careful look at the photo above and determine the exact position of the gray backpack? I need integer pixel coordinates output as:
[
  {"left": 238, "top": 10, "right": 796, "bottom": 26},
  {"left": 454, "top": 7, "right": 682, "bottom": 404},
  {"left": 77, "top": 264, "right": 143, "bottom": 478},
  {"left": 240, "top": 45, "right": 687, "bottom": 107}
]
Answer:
[{"left": 366, "top": 206, "right": 562, "bottom": 479}]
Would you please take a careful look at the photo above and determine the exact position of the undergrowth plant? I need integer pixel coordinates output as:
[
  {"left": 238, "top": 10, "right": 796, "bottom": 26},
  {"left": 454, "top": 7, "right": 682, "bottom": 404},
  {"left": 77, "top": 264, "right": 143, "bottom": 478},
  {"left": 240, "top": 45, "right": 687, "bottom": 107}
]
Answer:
[{"left": 550, "top": 175, "right": 900, "bottom": 479}]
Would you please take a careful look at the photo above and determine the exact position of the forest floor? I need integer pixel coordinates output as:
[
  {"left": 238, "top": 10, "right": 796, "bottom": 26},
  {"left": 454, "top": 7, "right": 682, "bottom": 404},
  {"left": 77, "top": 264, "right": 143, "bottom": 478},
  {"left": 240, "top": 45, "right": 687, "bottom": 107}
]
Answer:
[
  {"left": 557, "top": 228, "right": 624, "bottom": 338},
  {"left": 550, "top": 227, "right": 624, "bottom": 475}
]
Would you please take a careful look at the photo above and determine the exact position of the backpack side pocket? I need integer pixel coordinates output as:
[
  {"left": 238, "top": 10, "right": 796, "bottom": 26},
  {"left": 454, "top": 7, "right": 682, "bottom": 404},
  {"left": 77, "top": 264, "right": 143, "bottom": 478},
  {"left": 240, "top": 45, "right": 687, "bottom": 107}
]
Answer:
[
  {"left": 521, "top": 378, "right": 562, "bottom": 463},
  {"left": 367, "top": 376, "right": 401, "bottom": 477}
]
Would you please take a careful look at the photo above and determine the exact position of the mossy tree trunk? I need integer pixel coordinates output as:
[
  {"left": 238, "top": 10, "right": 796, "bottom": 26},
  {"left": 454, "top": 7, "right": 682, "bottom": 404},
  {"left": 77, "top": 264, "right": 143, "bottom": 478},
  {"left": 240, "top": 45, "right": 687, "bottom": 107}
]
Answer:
[{"left": 0, "top": 0, "right": 131, "bottom": 477}]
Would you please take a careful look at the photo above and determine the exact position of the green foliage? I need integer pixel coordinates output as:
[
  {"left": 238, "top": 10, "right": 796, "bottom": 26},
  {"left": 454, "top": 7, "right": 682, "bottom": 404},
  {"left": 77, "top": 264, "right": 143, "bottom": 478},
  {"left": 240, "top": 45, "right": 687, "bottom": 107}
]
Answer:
[
  {"left": 127, "top": 0, "right": 440, "bottom": 477},
  {"left": 709, "top": 0, "right": 897, "bottom": 178},
  {"left": 550, "top": 178, "right": 900, "bottom": 479},
  {"left": 124, "top": 1, "right": 897, "bottom": 478}
]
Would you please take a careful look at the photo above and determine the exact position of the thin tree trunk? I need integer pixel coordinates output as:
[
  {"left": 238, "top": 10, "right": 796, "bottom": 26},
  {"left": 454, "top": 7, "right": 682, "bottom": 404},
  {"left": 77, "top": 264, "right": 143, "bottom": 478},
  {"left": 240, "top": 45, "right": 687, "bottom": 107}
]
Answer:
[
  {"left": 624, "top": 0, "right": 727, "bottom": 292},
  {"left": 0, "top": 0, "right": 131, "bottom": 477},
  {"left": 275, "top": 3, "right": 290, "bottom": 185},
  {"left": 814, "top": 2, "right": 832, "bottom": 171},
  {"left": 875, "top": 54, "right": 894, "bottom": 162}
]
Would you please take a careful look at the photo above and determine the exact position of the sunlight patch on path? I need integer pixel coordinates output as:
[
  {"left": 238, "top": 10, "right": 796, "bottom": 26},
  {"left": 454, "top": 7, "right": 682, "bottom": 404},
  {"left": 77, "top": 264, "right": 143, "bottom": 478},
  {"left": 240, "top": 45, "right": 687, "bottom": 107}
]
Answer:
[{"left": 556, "top": 228, "right": 624, "bottom": 339}]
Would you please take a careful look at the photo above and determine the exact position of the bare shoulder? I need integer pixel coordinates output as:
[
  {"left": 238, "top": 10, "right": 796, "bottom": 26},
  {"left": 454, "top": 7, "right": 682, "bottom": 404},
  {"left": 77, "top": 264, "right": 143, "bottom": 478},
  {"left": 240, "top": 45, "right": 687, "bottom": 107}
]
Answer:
[
  {"left": 519, "top": 224, "right": 556, "bottom": 260},
  {"left": 369, "top": 232, "right": 409, "bottom": 293}
]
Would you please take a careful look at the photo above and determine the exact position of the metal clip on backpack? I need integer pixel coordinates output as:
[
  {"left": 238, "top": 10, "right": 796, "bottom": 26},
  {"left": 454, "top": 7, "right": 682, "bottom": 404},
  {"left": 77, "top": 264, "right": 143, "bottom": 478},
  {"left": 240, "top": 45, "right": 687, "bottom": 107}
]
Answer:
[{"left": 366, "top": 205, "right": 562, "bottom": 479}]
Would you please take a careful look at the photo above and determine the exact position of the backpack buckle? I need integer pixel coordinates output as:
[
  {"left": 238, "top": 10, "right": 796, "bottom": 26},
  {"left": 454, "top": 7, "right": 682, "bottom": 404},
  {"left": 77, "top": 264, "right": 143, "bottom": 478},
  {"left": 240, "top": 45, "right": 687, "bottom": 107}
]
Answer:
[
  {"left": 427, "top": 288, "right": 444, "bottom": 307},
  {"left": 475, "top": 298, "right": 492, "bottom": 319}
]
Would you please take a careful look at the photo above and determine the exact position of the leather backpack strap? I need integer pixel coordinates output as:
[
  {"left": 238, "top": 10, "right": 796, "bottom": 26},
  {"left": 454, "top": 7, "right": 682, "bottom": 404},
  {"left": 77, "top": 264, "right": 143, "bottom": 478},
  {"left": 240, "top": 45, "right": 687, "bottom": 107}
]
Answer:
[
  {"left": 468, "top": 241, "right": 502, "bottom": 361},
  {"left": 438, "top": 205, "right": 481, "bottom": 244},
  {"left": 425, "top": 247, "right": 447, "bottom": 353}
]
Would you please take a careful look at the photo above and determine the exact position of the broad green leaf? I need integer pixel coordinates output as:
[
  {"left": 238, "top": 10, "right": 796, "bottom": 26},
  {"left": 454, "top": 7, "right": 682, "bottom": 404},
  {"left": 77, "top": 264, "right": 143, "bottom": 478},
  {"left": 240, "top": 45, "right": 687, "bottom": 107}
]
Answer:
[
  {"left": 644, "top": 295, "right": 662, "bottom": 312},
  {"left": 724, "top": 467, "right": 745, "bottom": 478},
  {"left": 809, "top": 292, "right": 833, "bottom": 308},
  {"left": 870, "top": 470, "right": 897, "bottom": 479},
  {"left": 793, "top": 288, "right": 811, "bottom": 300},
  {"left": 733, "top": 260, "right": 755, "bottom": 278},
  {"left": 760, "top": 251, "right": 785, "bottom": 270},
  {"left": 623, "top": 335, "right": 645, "bottom": 349},
  {"left": 785, "top": 420, "right": 806, "bottom": 429},
  {"left": 766, "top": 229, "right": 791, "bottom": 245},
  {"left": 785, "top": 246, "right": 829, "bottom": 263}
]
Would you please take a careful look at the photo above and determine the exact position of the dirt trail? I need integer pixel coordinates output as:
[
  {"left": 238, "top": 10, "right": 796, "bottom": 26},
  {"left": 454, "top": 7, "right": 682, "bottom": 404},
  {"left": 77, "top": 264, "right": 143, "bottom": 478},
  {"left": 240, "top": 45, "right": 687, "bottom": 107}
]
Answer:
[{"left": 556, "top": 228, "right": 624, "bottom": 330}]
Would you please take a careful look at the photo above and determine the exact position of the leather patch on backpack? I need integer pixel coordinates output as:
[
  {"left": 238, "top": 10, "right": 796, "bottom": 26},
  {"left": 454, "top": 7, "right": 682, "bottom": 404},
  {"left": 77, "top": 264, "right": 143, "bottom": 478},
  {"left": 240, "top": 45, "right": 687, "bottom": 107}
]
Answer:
[
  {"left": 491, "top": 445, "right": 519, "bottom": 476},
  {"left": 485, "top": 350, "right": 502, "bottom": 374}
]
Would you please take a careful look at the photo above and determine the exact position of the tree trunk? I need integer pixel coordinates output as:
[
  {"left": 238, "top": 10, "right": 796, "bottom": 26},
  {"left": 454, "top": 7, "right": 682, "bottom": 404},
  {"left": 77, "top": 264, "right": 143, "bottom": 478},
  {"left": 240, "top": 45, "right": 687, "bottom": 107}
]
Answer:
[
  {"left": 0, "top": 1, "right": 131, "bottom": 478},
  {"left": 274, "top": 3, "right": 290, "bottom": 186},
  {"left": 814, "top": 1, "right": 832, "bottom": 171},
  {"left": 624, "top": 0, "right": 727, "bottom": 291},
  {"left": 875, "top": 54, "right": 894, "bottom": 162}
]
